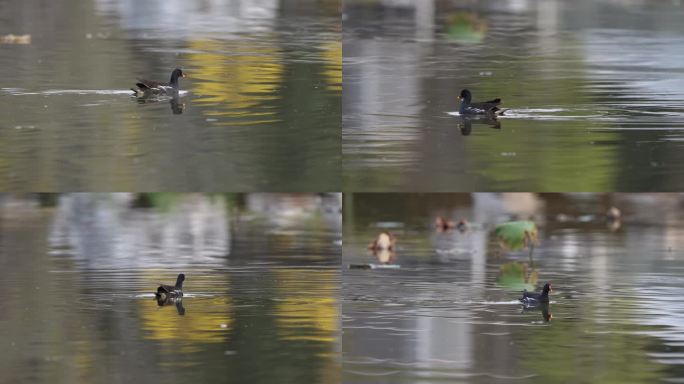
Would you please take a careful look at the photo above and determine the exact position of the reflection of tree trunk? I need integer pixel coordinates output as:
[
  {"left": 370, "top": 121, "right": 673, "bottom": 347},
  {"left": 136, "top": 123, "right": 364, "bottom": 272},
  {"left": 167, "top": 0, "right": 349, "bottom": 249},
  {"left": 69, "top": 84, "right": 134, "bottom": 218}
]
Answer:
[
  {"left": 414, "top": 0, "right": 434, "bottom": 41},
  {"left": 528, "top": 239, "right": 535, "bottom": 268}
]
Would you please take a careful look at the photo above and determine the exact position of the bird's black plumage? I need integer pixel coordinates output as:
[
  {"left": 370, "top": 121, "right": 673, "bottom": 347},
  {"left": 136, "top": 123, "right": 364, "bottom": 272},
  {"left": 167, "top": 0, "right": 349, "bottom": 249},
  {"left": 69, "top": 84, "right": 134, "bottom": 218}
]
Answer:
[
  {"left": 131, "top": 68, "right": 185, "bottom": 97},
  {"left": 155, "top": 273, "right": 185, "bottom": 299},
  {"left": 458, "top": 89, "right": 502, "bottom": 115},
  {"left": 519, "top": 282, "right": 551, "bottom": 307}
]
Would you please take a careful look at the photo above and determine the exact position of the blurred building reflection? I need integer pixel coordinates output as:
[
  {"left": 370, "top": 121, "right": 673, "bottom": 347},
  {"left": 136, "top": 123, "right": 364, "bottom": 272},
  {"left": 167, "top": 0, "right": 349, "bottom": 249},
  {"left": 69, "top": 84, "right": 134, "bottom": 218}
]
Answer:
[
  {"left": 246, "top": 193, "right": 341, "bottom": 229},
  {"left": 94, "top": 0, "right": 279, "bottom": 37},
  {"left": 48, "top": 193, "right": 231, "bottom": 268}
]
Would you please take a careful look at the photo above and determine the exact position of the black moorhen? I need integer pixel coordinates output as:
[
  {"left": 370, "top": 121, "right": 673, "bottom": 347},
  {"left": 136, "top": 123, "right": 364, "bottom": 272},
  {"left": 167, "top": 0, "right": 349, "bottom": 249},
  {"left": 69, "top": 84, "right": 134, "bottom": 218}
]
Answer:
[
  {"left": 458, "top": 89, "right": 503, "bottom": 115},
  {"left": 519, "top": 282, "right": 551, "bottom": 307},
  {"left": 131, "top": 68, "right": 185, "bottom": 97},
  {"left": 155, "top": 273, "right": 185, "bottom": 299}
]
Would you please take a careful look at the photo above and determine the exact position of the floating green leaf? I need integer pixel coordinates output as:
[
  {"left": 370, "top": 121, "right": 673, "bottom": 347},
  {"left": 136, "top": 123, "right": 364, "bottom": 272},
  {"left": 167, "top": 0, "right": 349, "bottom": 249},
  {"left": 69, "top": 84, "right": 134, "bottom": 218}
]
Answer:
[
  {"left": 493, "top": 220, "right": 538, "bottom": 251},
  {"left": 446, "top": 12, "right": 487, "bottom": 43}
]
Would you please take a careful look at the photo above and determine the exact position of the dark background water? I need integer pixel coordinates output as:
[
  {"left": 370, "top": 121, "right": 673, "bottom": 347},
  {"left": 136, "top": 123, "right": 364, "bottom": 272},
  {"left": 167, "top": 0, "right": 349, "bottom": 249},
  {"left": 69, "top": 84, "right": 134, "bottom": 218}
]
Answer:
[
  {"left": 343, "top": 193, "right": 684, "bottom": 383},
  {"left": 0, "top": 0, "right": 340, "bottom": 191},
  {"left": 343, "top": 0, "right": 684, "bottom": 191},
  {"left": 0, "top": 193, "right": 341, "bottom": 384}
]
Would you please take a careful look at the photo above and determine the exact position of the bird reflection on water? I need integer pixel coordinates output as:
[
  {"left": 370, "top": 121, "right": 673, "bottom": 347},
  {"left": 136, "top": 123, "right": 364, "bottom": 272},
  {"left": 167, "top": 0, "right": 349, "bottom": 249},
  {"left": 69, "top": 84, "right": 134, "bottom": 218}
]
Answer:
[
  {"left": 456, "top": 114, "right": 501, "bottom": 136},
  {"left": 372, "top": 248, "right": 397, "bottom": 264},
  {"left": 135, "top": 94, "right": 185, "bottom": 115},
  {"left": 156, "top": 296, "right": 186, "bottom": 316},
  {"left": 522, "top": 301, "right": 552, "bottom": 322}
]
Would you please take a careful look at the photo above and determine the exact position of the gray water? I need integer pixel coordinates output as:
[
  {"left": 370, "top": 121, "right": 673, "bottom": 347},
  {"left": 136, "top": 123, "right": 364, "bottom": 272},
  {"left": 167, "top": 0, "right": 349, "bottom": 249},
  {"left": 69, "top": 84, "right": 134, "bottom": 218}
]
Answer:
[
  {"left": 0, "top": 193, "right": 341, "bottom": 384},
  {"left": 343, "top": 193, "right": 684, "bottom": 383},
  {"left": 343, "top": 0, "right": 684, "bottom": 191},
  {"left": 0, "top": 0, "right": 341, "bottom": 191}
]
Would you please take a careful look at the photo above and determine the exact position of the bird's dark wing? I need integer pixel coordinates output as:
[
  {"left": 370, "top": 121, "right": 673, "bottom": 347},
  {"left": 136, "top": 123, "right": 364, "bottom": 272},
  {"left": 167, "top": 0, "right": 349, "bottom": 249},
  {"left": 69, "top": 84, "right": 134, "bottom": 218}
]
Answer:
[
  {"left": 157, "top": 284, "right": 175, "bottom": 294},
  {"left": 519, "top": 290, "right": 528, "bottom": 301},
  {"left": 136, "top": 78, "right": 167, "bottom": 90},
  {"left": 520, "top": 296, "right": 541, "bottom": 308},
  {"left": 462, "top": 106, "right": 488, "bottom": 114},
  {"left": 469, "top": 100, "right": 501, "bottom": 112},
  {"left": 520, "top": 291, "right": 541, "bottom": 300}
]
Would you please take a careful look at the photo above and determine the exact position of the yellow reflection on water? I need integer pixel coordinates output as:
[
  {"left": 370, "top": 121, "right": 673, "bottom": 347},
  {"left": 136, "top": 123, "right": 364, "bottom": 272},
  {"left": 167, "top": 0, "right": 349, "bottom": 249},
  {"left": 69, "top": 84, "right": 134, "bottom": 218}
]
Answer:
[
  {"left": 187, "top": 39, "right": 284, "bottom": 125},
  {"left": 72, "top": 339, "right": 96, "bottom": 373},
  {"left": 273, "top": 269, "right": 338, "bottom": 343},
  {"left": 273, "top": 268, "right": 339, "bottom": 383},
  {"left": 138, "top": 274, "right": 233, "bottom": 352},
  {"left": 321, "top": 40, "right": 342, "bottom": 92},
  {"left": 139, "top": 296, "right": 233, "bottom": 346}
]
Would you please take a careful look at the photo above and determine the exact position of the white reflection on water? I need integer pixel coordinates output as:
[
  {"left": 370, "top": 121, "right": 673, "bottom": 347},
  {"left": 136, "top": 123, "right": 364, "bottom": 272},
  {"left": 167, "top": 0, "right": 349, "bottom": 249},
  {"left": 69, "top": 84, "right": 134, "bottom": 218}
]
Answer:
[
  {"left": 343, "top": 193, "right": 684, "bottom": 383},
  {"left": 1, "top": 88, "right": 189, "bottom": 96},
  {"left": 246, "top": 193, "right": 342, "bottom": 229},
  {"left": 95, "top": 0, "right": 279, "bottom": 37}
]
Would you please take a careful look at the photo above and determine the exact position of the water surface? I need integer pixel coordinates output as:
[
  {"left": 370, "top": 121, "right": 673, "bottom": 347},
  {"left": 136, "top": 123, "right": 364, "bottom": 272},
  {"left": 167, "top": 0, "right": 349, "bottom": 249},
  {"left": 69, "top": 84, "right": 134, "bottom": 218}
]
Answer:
[
  {"left": 0, "top": 193, "right": 341, "bottom": 383},
  {"left": 343, "top": 193, "right": 684, "bottom": 383},
  {"left": 343, "top": 0, "right": 684, "bottom": 191},
  {"left": 0, "top": 0, "right": 341, "bottom": 190}
]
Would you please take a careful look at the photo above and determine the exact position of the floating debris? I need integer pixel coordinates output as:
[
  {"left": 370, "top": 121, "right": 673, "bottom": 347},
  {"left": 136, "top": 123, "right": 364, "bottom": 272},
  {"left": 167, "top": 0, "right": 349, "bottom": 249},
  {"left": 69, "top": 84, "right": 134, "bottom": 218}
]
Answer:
[
  {"left": 1, "top": 34, "right": 31, "bottom": 44},
  {"left": 348, "top": 264, "right": 401, "bottom": 270}
]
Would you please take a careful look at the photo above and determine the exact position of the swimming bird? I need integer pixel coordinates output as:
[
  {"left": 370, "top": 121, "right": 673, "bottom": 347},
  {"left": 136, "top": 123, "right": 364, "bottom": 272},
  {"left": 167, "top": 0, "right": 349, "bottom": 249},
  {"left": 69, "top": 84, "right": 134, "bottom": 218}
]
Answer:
[
  {"left": 435, "top": 216, "right": 456, "bottom": 231},
  {"left": 519, "top": 282, "right": 551, "bottom": 307},
  {"left": 368, "top": 232, "right": 396, "bottom": 251},
  {"left": 155, "top": 273, "right": 185, "bottom": 299},
  {"left": 435, "top": 217, "right": 470, "bottom": 233},
  {"left": 606, "top": 206, "right": 621, "bottom": 222},
  {"left": 458, "top": 89, "right": 503, "bottom": 115},
  {"left": 131, "top": 68, "right": 185, "bottom": 97}
]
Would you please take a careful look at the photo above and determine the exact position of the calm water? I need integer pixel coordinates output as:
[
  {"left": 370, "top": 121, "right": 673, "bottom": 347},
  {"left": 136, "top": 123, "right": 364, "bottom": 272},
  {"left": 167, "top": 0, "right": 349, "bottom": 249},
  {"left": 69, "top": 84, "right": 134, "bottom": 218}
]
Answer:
[
  {"left": 343, "top": 0, "right": 684, "bottom": 191},
  {"left": 0, "top": 0, "right": 341, "bottom": 191},
  {"left": 0, "top": 193, "right": 341, "bottom": 383},
  {"left": 343, "top": 193, "right": 684, "bottom": 383}
]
